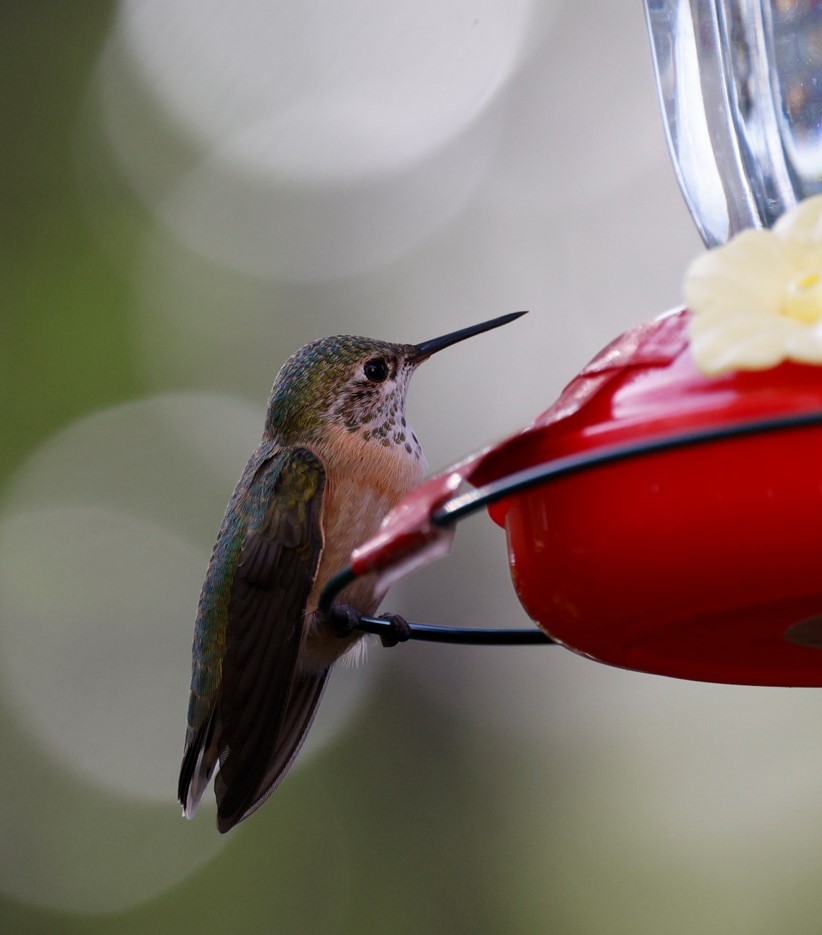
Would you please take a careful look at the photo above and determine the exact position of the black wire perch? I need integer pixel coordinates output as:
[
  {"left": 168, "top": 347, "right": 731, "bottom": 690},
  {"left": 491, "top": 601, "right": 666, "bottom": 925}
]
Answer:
[{"left": 318, "top": 409, "right": 822, "bottom": 646}]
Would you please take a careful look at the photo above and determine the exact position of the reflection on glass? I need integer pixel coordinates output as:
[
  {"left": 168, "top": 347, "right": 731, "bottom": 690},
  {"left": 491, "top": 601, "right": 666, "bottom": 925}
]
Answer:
[{"left": 644, "top": 0, "right": 822, "bottom": 246}]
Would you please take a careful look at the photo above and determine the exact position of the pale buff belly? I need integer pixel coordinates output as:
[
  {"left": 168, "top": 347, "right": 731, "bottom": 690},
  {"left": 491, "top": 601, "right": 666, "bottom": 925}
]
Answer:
[{"left": 300, "top": 437, "right": 424, "bottom": 670}]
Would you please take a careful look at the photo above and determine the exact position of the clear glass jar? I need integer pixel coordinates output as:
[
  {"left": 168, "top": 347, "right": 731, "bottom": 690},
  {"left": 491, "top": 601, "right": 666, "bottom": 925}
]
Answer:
[{"left": 644, "top": 0, "right": 822, "bottom": 245}]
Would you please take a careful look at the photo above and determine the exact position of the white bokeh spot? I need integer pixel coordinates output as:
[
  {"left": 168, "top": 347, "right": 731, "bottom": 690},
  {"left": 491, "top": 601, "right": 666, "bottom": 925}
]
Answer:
[{"left": 90, "top": 0, "right": 546, "bottom": 280}]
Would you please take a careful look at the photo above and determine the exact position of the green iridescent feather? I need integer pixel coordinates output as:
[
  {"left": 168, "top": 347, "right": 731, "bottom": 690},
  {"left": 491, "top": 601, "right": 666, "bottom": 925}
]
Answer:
[{"left": 184, "top": 437, "right": 282, "bottom": 749}]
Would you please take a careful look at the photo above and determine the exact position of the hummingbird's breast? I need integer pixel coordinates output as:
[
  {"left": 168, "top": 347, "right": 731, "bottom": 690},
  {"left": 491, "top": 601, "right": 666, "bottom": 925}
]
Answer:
[{"left": 300, "top": 422, "right": 426, "bottom": 669}]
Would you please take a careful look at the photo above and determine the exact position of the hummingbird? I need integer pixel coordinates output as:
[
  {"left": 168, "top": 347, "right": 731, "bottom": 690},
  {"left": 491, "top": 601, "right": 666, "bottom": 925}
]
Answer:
[{"left": 178, "top": 311, "right": 526, "bottom": 832}]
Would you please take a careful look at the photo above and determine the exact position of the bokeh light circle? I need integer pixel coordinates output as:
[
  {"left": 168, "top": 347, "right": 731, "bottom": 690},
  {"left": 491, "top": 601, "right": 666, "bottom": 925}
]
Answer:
[
  {"left": 0, "top": 503, "right": 207, "bottom": 802},
  {"left": 92, "top": 0, "right": 546, "bottom": 279},
  {"left": 116, "top": 0, "right": 536, "bottom": 175}
]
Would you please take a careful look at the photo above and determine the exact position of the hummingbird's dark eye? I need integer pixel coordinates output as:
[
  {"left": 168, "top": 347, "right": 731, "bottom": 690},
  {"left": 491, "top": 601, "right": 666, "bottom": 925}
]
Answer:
[{"left": 363, "top": 358, "right": 389, "bottom": 383}]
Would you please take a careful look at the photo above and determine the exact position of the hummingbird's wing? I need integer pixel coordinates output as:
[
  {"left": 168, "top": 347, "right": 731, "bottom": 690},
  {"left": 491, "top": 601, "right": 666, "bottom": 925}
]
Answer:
[
  {"left": 178, "top": 441, "right": 279, "bottom": 820},
  {"left": 213, "top": 446, "right": 328, "bottom": 832}
]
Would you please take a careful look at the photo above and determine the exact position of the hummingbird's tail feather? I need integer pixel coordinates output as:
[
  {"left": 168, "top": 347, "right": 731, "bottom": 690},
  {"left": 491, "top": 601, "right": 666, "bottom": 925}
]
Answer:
[
  {"left": 215, "top": 667, "right": 329, "bottom": 832},
  {"left": 178, "top": 703, "right": 221, "bottom": 818}
]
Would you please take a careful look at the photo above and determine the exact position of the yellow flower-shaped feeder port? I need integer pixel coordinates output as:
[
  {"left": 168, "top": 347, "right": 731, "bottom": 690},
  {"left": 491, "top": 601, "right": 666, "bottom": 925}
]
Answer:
[{"left": 685, "top": 194, "right": 822, "bottom": 374}]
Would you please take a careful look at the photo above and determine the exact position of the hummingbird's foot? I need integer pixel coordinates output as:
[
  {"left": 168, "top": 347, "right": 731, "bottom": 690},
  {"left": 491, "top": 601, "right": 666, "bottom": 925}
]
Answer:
[
  {"left": 328, "top": 603, "right": 362, "bottom": 638},
  {"left": 378, "top": 613, "right": 412, "bottom": 648}
]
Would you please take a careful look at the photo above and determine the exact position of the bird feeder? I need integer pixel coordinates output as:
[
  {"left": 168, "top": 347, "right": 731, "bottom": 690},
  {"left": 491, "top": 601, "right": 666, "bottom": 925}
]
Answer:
[
  {"left": 476, "top": 308, "right": 822, "bottom": 687},
  {"left": 321, "top": 295, "right": 822, "bottom": 687}
]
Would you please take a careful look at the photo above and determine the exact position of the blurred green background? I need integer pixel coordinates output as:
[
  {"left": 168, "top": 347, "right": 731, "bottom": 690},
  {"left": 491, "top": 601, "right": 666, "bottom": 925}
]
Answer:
[{"left": 5, "top": 2, "right": 822, "bottom": 933}]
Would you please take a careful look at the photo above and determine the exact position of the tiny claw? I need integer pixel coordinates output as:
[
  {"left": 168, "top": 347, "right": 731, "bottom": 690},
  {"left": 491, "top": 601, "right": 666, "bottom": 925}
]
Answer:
[
  {"left": 329, "top": 603, "right": 361, "bottom": 638},
  {"left": 379, "top": 612, "right": 412, "bottom": 648}
]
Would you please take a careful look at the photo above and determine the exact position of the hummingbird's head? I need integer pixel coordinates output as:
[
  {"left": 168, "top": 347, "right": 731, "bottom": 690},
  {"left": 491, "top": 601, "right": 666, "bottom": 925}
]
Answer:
[
  {"left": 265, "top": 335, "right": 422, "bottom": 451},
  {"left": 264, "top": 312, "right": 527, "bottom": 450}
]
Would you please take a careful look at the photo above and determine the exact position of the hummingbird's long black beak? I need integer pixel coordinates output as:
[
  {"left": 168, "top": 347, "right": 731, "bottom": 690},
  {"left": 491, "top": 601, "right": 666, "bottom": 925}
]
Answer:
[{"left": 411, "top": 311, "right": 527, "bottom": 362}]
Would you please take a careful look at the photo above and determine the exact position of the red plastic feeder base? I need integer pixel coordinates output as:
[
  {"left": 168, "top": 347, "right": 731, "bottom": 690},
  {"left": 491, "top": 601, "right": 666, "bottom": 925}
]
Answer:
[{"left": 483, "top": 310, "right": 822, "bottom": 686}]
